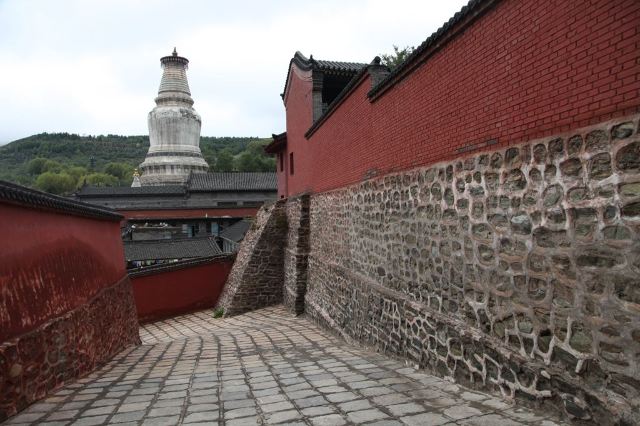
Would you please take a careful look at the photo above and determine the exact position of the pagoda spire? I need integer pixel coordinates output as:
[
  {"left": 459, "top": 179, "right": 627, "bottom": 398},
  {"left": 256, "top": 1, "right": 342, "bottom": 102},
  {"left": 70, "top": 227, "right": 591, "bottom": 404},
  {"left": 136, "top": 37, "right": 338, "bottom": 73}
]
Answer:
[{"left": 156, "top": 47, "right": 191, "bottom": 105}]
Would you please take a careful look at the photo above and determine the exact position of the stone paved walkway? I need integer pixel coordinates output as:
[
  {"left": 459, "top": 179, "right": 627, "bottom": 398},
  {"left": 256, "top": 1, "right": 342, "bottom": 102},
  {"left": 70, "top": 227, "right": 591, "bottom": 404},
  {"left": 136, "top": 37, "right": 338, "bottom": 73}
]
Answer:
[{"left": 5, "top": 306, "right": 567, "bottom": 425}]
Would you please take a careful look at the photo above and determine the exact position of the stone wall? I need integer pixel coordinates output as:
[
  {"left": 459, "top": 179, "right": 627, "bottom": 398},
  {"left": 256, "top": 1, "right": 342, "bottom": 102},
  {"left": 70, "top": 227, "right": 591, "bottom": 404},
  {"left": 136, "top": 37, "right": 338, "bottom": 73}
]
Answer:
[
  {"left": 283, "top": 194, "right": 311, "bottom": 315},
  {"left": 218, "top": 201, "right": 288, "bottom": 317},
  {"left": 303, "top": 116, "right": 640, "bottom": 424},
  {"left": 0, "top": 277, "right": 140, "bottom": 421}
]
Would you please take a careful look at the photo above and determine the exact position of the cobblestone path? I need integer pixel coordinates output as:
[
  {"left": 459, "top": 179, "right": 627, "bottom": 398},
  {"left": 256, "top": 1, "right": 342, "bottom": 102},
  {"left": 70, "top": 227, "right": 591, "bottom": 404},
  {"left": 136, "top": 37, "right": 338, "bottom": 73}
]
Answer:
[{"left": 5, "top": 306, "right": 567, "bottom": 425}]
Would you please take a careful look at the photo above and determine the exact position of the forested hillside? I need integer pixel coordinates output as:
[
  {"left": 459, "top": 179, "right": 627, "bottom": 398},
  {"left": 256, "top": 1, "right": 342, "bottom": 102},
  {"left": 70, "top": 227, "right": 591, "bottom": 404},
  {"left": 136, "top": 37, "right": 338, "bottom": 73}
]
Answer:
[{"left": 0, "top": 133, "right": 275, "bottom": 194}]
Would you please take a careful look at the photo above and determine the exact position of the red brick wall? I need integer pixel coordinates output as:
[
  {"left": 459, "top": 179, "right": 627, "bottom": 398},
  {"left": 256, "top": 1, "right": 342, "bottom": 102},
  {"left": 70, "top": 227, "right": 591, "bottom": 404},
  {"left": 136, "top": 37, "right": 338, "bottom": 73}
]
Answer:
[
  {"left": 283, "top": 0, "right": 640, "bottom": 196},
  {"left": 131, "top": 257, "right": 234, "bottom": 323}
]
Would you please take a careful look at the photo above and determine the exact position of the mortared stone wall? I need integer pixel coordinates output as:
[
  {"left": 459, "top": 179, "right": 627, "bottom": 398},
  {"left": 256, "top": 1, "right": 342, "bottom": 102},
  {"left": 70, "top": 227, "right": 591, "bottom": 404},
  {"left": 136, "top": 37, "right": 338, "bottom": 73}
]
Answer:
[
  {"left": 303, "top": 116, "right": 640, "bottom": 424},
  {"left": 217, "top": 201, "right": 288, "bottom": 317}
]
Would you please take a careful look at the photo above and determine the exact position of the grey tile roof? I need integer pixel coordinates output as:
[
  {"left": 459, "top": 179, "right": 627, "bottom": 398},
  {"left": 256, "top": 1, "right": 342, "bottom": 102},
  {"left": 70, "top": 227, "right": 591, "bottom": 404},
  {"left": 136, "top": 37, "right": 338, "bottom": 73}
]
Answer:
[
  {"left": 282, "top": 52, "right": 367, "bottom": 99},
  {"left": 124, "top": 237, "right": 222, "bottom": 261},
  {"left": 188, "top": 172, "right": 277, "bottom": 192},
  {"left": 219, "top": 219, "right": 252, "bottom": 243},
  {"left": 76, "top": 185, "right": 186, "bottom": 197},
  {"left": 0, "top": 180, "right": 122, "bottom": 221},
  {"left": 314, "top": 59, "right": 367, "bottom": 73},
  {"left": 292, "top": 51, "right": 366, "bottom": 74}
]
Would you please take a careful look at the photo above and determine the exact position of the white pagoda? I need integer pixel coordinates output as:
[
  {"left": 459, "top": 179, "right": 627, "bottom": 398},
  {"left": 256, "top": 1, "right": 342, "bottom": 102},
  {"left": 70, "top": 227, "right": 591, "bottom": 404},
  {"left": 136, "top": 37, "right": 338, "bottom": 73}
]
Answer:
[{"left": 139, "top": 48, "right": 209, "bottom": 185}]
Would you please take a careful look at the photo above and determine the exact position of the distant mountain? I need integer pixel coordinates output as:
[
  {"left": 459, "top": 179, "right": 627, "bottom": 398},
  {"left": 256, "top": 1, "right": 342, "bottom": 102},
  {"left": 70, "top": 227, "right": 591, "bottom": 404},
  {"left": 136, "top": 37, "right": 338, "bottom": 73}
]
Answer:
[{"left": 0, "top": 133, "right": 274, "bottom": 192}]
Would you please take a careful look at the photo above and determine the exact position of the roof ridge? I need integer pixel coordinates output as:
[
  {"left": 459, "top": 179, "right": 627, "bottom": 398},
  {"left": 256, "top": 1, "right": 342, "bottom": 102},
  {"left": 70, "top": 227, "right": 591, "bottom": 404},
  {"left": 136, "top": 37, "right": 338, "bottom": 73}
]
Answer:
[
  {"left": 221, "top": 218, "right": 251, "bottom": 230},
  {"left": 124, "top": 235, "right": 216, "bottom": 244},
  {"left": 123, "top": 236, "right": 223, "bottom": 261},
  {"left": 128, "top": 255, "right": 232, "bottom": 277},
  {"left": 368, "top": 0, "right": 497, "bottom": 99}
]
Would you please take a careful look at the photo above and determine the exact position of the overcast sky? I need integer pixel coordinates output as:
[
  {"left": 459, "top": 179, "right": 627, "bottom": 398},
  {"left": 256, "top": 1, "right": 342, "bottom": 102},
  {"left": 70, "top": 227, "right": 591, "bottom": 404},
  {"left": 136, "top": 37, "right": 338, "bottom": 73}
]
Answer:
[{"left": 0, "top": 0, "right": 469, "bottom": 144}]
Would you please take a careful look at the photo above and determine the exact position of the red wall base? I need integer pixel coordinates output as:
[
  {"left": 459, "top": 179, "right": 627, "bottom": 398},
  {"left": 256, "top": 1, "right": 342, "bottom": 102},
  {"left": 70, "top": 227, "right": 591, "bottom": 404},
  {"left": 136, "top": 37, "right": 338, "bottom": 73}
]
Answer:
[{"left": 130, "top": 257, "right": 234, "bottom": 323}]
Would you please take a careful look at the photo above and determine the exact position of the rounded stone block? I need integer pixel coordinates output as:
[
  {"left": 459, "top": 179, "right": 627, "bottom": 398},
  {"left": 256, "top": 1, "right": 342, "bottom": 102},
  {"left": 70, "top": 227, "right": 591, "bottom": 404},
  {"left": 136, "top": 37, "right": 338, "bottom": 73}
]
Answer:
[{"left": 616, "top": 141, "right": 640, "bottom": 172}]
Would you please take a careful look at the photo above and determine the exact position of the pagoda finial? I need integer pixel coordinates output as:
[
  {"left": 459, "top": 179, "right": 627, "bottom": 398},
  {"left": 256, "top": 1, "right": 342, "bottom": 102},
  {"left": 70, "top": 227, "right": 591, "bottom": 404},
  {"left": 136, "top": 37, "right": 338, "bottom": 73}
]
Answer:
[{"left": 172, "top": 47, "right": 178, "bottom": 56}]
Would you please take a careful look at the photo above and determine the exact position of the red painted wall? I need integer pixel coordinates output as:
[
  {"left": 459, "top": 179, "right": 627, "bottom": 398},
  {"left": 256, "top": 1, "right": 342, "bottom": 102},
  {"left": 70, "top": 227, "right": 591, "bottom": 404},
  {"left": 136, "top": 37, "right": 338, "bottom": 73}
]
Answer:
[
  {"left": 284, "top": 67, "right": 314, "bottom": 195},
  {"left": 0, "top": 204, "right": 127, "bottom": 341},
  {"left": 119, "top": 207, "right": 260, "bottom": 220},
  {"left": 0, "top": 198, "right": 139, "bottom": 420},
  {"left": 130, "top": 257, "right": 234, "bottom": 323},
  {"left": 283, "top": 0, "right": 640, "bottom": 196}
]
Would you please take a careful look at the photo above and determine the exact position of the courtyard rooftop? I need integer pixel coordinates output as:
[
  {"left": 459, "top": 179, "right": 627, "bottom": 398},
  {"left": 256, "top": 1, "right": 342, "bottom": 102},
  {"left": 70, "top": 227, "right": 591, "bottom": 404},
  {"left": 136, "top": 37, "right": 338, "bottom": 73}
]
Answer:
[{"left": 6, "top": 306, "right": 567, "bottom": 425}]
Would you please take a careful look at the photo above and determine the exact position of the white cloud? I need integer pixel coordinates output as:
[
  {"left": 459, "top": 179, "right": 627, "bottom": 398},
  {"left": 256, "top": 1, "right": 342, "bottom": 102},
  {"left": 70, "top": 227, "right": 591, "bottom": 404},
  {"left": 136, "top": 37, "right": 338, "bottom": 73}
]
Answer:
[{"left": 0, "top": 0, "right": 468, "bottom": 143}]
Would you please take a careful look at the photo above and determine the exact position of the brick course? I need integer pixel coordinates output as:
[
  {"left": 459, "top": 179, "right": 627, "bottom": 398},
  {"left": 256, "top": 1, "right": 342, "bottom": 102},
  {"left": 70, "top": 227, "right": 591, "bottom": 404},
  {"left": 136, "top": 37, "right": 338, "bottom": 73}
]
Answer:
[{"left": 283, "top": 0, "right": 640, "bottom": 197}]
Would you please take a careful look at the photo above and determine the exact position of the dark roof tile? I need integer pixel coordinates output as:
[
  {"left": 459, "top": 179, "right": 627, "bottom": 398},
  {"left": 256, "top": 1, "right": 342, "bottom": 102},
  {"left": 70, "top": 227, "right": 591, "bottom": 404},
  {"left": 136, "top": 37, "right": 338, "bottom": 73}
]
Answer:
[
  {"left": 265, "top": 132, "right": 287, "bottom": 154},
  {"left": 124, "top": 237, "right": 222, "bottom": 261},
  {"left": 76, "top": 185, "right": 186, "bottom": 197},
  {"left": 314, "top": 59, "right": 367, "bottom": 73},
  {"left": 0, "top": 180, "right": 122, "bottom": 221},
  {"left": 219, "top": 219, "right": 252, "bottom": 243},
  {"left": 188, "top": 172, "right": 277, "bottom": 192},
  {"left": 282, "top": 52, "right": 367, "bottom": 100}
]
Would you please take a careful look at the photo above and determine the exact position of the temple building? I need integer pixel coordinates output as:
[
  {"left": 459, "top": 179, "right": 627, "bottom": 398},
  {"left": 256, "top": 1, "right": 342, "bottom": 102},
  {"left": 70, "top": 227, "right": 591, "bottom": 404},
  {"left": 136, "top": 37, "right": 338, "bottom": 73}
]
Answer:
[
  {"left": 76, "top": 171, "right": 277, "bottom": 241},
  {"left": 139, "top": 49, "right": 209, "bottom": 186}
]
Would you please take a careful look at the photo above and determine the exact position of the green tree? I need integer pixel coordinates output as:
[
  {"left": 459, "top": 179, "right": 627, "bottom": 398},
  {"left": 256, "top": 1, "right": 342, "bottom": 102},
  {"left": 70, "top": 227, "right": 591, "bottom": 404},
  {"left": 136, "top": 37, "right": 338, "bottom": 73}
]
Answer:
[
  {"left": 380, "top": 45, "right": 415, "bottom": 69},
  {"left": 42, "top": 159, "right": 63, "bottom": 173},
  {"left": 35, "top": 172, "right": 76, "bottom": 195},
  {"left": 27, "top": 157, "right": 48, "bottom": 175},
  {"left": 235, "top": 150, "right": 258, "bottom": 172},
  {"left": 104, "top": 162, "right": 134, "bottom": 184},
  {"left": 67, "top": 166, "right": 89, "bottom": 187},
  {"left": 85, "top": 172, "right": 118, "bottom": 187},
  {"left": 215, "top": 149, "right": 235, "bottom": 172},
  {"left": 236, "top": 140, "right": 276, "bottom": 172}
]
